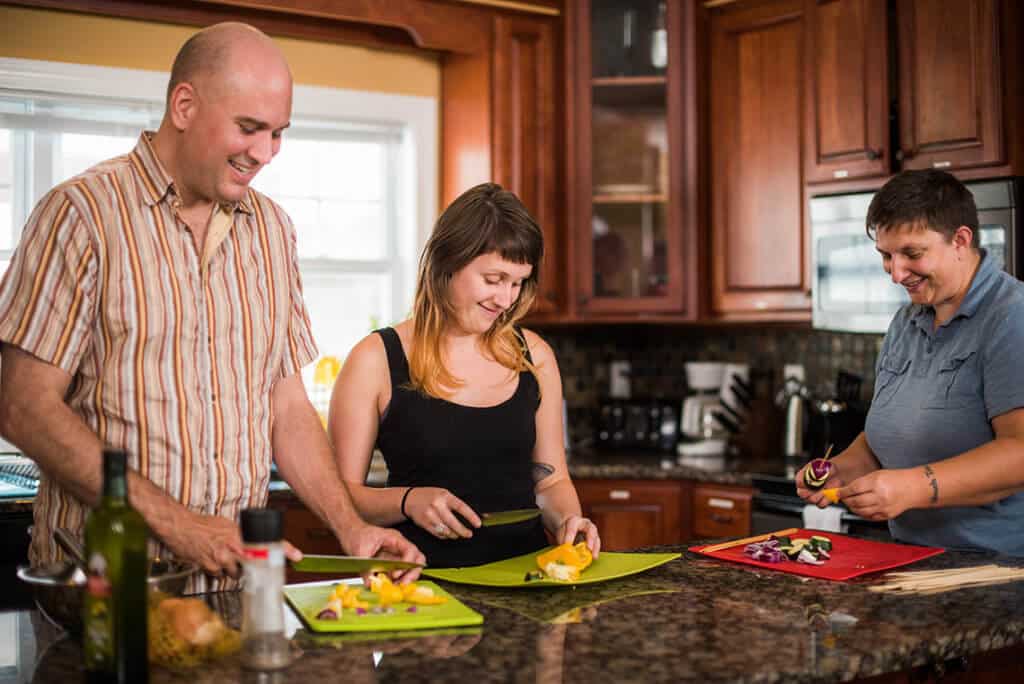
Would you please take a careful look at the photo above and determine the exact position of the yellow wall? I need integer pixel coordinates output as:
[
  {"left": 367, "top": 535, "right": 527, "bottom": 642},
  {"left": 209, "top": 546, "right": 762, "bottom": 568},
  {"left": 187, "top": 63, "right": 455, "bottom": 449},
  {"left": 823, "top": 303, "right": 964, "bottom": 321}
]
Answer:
[{"left": 0, "top": 5, "right": 440, "bottom": 98}]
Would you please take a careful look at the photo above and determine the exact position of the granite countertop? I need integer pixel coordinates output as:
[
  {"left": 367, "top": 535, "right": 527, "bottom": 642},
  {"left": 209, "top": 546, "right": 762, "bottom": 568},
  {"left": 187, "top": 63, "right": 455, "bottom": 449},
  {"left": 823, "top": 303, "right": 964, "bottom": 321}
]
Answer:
[
  {"left": 2, "top": 449, "right": 780, "bottom": 515},
  {"left": 565, "top": 449, "right": 786, "bottom": 486},
  {"left": 12, "top": 545, "right": 1024, "bottom": 683}
]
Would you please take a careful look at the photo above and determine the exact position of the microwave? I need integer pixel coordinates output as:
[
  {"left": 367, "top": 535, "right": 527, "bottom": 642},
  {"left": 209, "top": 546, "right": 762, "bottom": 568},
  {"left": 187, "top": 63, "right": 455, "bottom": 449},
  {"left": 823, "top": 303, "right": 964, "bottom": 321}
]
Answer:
[{"left": 810, "top": 178, "right": 1021, "bottom": 333}]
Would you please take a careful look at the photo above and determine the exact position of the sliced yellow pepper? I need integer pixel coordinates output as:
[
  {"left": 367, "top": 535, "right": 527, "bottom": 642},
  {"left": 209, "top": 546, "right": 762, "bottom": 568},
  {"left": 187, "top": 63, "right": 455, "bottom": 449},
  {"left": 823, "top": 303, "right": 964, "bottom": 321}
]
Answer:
[
  {"left": 822, "top": 488, "right": 840, "bottom": 504},
  {"left": 401, "top": 583, "right": 447, "bottom": 605},
  {"left": 536, "top": 542, "right": 594, "bottom": 581},
  {"left": 368, "top": 574, "right": 405, "bottom": 607},
  {"left": 331, "top": 584, "right": 368, "bottom": 609}
]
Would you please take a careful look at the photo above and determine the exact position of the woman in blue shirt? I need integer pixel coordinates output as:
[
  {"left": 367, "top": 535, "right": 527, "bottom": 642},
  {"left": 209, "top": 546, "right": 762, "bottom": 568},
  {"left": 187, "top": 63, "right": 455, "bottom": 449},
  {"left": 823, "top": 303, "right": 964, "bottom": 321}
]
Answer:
[{"left": 798, "top": 170, "right": 1024, "bottom": 555}]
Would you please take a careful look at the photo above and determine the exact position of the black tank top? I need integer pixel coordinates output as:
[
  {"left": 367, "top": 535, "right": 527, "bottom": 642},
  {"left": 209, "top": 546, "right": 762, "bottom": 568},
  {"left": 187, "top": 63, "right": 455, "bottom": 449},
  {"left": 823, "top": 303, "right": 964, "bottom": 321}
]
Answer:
[{"left": 375, "top": 326, "right": 548, "bottom": 567}]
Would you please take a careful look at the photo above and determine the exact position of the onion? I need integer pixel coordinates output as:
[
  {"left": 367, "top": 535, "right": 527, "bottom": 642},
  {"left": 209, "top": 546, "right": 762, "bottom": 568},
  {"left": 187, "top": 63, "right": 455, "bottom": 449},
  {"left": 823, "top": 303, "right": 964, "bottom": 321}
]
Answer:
[
  {"left": 744, "top": 540, "right": 786, "bottom": 563},
  {"left": 803, "top": 458, "right": 834, "bottom": 489}
]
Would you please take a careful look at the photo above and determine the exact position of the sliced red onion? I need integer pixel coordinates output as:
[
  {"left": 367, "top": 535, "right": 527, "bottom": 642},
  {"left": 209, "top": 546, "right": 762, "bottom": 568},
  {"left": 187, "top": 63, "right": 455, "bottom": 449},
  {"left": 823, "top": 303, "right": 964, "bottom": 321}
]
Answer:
[{"left": 803, "top": 458, "right": 834, "bottom": 489}]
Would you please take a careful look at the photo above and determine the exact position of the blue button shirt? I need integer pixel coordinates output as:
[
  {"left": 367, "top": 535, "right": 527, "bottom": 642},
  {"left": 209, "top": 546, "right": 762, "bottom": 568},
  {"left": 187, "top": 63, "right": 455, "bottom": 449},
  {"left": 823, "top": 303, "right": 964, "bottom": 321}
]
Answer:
[{"left": 865, "top": 250, "right": 1024, "bottom": 555}]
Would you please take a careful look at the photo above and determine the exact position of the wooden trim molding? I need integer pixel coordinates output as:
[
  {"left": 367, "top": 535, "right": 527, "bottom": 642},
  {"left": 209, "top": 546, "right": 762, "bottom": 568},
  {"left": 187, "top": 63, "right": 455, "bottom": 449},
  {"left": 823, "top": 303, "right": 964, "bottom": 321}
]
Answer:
[
  {"left": 452, "top": 0, "right": 558, "bottom": 16},
  {"left": 2, "top": 0, "right": 492, "bottom": 54}
]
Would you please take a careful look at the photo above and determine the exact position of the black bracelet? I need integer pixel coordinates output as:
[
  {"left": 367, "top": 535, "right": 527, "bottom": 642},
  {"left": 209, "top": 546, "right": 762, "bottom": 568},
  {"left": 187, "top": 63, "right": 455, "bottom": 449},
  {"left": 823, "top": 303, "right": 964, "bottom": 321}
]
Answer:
[{"left": 399, "top": 486, "right": 415, "bottom": 520}]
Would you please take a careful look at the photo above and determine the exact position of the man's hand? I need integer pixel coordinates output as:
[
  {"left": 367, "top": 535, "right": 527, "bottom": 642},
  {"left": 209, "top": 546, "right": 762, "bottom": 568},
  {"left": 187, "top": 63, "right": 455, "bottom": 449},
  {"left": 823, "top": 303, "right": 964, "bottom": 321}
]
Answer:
[
  {"left": 161, "top": 511, "right": 246, "bottom": 578},
  {"left": 339, "top": 522, "right": 425, "bottom": 583},
  {"left": 839, "top": 468, "right": 919, "bottom": 521}
]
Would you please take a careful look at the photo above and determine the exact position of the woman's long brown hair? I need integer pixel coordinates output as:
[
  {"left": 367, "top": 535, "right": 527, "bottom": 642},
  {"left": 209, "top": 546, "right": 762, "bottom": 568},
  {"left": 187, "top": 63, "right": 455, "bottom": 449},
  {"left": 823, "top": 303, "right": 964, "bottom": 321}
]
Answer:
[{"left": 409, "top": 182, "right": 544, "bottom": 398}]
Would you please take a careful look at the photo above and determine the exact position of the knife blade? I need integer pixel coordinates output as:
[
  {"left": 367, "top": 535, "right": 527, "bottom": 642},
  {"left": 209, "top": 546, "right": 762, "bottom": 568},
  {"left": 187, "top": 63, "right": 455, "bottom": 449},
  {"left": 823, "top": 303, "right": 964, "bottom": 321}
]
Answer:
[
  {"left": 290, "top": 555, "right": 423, "bottom": 574},
  {"left": 480, "top": 508, "right": 541, "bottom": 527}
]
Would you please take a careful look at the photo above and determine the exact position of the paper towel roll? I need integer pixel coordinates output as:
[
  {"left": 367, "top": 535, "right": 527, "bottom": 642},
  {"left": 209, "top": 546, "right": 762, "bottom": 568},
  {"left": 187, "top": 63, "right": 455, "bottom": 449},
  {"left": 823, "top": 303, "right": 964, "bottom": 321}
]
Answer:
[{"left": 802, "top": 504, "right": 846, "bottom": 533}]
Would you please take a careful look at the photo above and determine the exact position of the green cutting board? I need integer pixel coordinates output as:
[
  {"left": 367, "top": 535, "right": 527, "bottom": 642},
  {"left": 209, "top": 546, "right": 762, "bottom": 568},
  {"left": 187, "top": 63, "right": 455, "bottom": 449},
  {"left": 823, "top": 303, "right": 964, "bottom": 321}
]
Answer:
[
  {"left": 284, "top": 581, "right": 483, "bottom": 632},
  {"left": 422, "top": 549, "right": 680, "bottom": 588}
]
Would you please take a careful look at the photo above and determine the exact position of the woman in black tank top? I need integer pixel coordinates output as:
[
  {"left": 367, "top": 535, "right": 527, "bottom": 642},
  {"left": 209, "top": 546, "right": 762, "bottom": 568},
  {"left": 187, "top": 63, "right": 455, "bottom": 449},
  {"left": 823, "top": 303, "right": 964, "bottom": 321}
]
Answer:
[{"left": 328, "top": 183, "right": 601, "bottom": 567}]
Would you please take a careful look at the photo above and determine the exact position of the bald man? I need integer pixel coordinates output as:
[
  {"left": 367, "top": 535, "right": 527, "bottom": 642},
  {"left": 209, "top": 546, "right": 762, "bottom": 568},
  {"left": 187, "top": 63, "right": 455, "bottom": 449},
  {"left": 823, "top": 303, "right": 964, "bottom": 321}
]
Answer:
[{"left": 0, "top": 23, "right": 424, "bottom": 591}]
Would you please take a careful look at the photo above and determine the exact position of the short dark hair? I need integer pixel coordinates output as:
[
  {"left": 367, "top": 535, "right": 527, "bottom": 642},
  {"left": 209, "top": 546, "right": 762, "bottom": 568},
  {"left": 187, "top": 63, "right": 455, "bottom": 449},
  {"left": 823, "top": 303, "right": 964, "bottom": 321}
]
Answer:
[{"left": 866, "top": 169, "right": 979, "bottom": 247}]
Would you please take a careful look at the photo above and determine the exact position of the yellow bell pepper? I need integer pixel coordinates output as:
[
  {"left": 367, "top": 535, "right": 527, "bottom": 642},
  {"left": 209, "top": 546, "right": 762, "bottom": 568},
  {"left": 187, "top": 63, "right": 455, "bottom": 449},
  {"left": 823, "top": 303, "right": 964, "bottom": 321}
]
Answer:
[
  {"left": 331, "top": 584, "right": 368, "bottom": 609},
  {"left": 401, "top": 583, "right": 447, "bottom": 605},
  {"left": 822, "top": 488, "right": 841, "bottom": 504},
  {"left": 536, "top": 542, "right": 594, "bottom": 582},
  {"left": 368, "top": 574, "right": 405, "bottom": 607}
]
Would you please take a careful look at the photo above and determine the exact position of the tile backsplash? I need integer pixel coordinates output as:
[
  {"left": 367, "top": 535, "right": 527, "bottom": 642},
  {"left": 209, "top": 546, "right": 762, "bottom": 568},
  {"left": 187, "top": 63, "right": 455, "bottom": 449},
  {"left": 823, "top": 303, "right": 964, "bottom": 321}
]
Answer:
[{"left": 537, "top": 324, "right": 883, "bottom": 448}]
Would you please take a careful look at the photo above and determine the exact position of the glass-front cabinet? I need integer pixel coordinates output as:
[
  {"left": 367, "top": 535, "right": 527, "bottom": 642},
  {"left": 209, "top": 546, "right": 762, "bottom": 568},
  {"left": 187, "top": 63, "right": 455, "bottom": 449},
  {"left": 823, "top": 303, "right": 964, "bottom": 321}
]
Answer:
[{"left": 567, "top": 0, "right": 698, "bottom": 316}]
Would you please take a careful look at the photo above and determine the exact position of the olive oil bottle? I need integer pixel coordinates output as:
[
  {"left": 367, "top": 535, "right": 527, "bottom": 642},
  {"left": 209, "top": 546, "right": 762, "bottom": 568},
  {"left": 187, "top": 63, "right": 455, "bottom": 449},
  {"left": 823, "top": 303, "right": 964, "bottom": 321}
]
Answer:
[{"left": 82, "top": 449, "right": 149, "bottom": 683}]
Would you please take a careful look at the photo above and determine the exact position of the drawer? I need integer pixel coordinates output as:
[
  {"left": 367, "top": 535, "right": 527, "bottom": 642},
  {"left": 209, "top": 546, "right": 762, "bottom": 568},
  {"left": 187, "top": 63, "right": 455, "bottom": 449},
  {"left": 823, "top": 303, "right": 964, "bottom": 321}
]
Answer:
[
  {"left": 575, "top": 479, "right": 681, "bottom": 506},
  {"left": 692, "top": 485, "right": 751, "bottom": 539}
]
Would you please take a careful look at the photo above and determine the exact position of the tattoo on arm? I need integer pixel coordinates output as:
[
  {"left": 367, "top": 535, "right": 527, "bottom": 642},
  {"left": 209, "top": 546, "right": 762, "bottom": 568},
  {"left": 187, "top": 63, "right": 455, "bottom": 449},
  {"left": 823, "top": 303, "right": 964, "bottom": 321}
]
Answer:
[
  {"left": 923, "top": 465, "right": 939, "bottom": 504},
  {"left": 532, "top": 463, "right": 555, "bottom": 484}
]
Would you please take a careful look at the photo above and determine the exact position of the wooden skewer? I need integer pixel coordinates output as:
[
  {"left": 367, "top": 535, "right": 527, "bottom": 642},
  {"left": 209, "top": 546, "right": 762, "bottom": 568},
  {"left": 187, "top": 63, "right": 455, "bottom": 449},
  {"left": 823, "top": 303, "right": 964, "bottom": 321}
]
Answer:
[
  {"left": 701, "top": 528, "right": 800, "bottom": 554},
  {"left": 823, "top": 444, "right": 835, "bottom": 461},
  {"left": 867, "top": 565, "right": 1024, "bottom": 595}
]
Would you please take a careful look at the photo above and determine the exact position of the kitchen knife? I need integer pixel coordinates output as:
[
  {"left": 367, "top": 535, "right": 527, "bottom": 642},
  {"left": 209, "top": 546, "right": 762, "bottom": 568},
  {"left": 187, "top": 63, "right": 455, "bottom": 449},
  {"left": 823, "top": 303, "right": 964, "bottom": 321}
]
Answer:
[
  {"left": 711, "top": 410, "right": 741, "bottom": 435},
  {"left": 730, "top": 378, "right": 753, "bottom": 409},
  {"left": 481, "top": 508, "right": 541, "bottom": 527},
  {"left": 290, "top": 555, "right": 424, "bottom": 574},
  {"left": 718, "top": 400, "right": 747, "bottom": 427}
]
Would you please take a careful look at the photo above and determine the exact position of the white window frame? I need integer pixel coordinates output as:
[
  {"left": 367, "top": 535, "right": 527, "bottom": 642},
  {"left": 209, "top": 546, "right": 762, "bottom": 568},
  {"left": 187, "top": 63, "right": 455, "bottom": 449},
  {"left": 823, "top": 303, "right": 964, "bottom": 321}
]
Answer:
[{"left": 0, "top": 55, "right": 437, "bottom": 327}]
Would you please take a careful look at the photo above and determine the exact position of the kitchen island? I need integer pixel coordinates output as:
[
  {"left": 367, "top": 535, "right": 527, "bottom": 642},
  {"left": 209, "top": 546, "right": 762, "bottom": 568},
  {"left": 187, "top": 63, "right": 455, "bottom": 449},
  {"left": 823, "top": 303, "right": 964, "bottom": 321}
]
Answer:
[{"left": 9, "top": 545, "right": 1024, "bottom": 683}]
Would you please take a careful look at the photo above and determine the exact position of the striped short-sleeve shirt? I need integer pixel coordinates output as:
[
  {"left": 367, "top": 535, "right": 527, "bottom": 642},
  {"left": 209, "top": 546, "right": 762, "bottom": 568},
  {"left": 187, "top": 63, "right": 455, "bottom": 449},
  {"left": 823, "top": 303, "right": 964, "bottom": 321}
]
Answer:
[{"left": 0, "top": 132, "right": 317, "bottom": 592}]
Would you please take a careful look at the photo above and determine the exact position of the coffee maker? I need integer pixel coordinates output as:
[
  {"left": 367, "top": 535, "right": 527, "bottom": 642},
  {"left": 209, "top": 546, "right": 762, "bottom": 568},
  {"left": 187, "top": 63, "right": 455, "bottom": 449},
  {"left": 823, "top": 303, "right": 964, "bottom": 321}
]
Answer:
[{"left": 677, "top": 362, "right": 728, "bottom": 465}]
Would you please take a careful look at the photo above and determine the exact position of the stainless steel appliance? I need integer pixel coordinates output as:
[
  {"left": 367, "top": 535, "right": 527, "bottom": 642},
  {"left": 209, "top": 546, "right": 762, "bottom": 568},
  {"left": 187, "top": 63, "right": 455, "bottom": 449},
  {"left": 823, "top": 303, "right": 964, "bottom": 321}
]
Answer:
[{"left": 811, "top": 178, "right": 1021, "bottom": 333}]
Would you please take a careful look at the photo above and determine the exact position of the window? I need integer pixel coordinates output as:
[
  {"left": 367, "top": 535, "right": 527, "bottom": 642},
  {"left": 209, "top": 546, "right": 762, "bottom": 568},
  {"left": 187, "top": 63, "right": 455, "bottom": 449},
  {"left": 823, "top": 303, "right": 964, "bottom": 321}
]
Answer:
[{"left": 0, "top": 57, "right": 437, "bottom": 409}]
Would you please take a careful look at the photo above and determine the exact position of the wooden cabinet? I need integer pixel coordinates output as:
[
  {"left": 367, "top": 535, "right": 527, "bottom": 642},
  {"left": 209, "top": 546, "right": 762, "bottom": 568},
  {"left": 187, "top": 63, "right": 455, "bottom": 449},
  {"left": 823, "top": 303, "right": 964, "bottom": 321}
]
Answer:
[
  {"left": 709, "top": 0, "right": 812, "bottom": 318},
  {"left": 805, "top": 0, "right": 889, "bottom": 183},
  {"left": 268, "top": 493, "right": 344, "bottom": 584},
  {"left": 692, "top": 484, "right": 753, "bottom": 539},
  {"left": 575, "top": 478, "right": 689, "bottom": 551},
  {"left": 806, "top": 0, "right": 1022, "bottom": 183},
  {"left": 492, "top": 13, "right": 563, "bottom": 313},
  {"left": 895, "top": 0, "right": 1004, "bottom": 172},
  {"left": 563, "top": 0, "right": 700, "bottom": 318}
]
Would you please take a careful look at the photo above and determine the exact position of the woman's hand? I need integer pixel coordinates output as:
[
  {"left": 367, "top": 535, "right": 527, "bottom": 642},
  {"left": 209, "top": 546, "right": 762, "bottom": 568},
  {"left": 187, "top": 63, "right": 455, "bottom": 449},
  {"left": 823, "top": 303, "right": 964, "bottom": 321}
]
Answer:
[
  {"left": 405, "top": 487, "right": 482, "bottom": 540},
  {"left": 556, "top": 514, "right": 601, "bottom": 558},
  {"left": 795, "top": 462, "right": 847, "bottom": 508},
  {"left": 839, "top": 469, "right": 919, "bottom": 521}
]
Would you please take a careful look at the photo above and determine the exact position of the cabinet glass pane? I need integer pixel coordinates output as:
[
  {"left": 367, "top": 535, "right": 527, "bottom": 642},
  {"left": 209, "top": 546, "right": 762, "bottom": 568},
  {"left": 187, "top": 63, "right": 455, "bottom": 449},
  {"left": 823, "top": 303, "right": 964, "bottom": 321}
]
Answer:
[
  {"left": 591, "top": 0, "right": 668, "bottom": 78},
  {"left": 592, "top": 202, "right": 667, "bottom": 298},
  {"left": 591, "top": 94, "right": 667, "bottom": 195}
]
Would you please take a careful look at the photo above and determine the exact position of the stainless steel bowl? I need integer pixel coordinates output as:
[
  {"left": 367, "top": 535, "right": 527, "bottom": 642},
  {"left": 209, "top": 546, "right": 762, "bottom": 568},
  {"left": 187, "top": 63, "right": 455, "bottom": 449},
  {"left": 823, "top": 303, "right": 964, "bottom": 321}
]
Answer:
[{"left": 18, "top": 558, "right": 197, "bottom": 636}]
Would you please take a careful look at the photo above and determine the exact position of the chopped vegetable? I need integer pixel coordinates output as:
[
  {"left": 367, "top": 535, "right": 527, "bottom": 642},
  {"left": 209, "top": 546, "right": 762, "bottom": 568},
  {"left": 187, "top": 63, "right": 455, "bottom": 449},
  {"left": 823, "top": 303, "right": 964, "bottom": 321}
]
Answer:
[
  {"left": 803, "top": 458, "right": 834, "bottom": 489},
  {"left": 401, "top": 583, "right": 447, "bottom": 605},
  {"left": 743, "top": 535, "right": 832, "bottom": 565},
  {"left": 743, "top": 540, "right": 786, "bottom": 563},
  {"left": 524, "top": 570, "right": 545, "bottom": 582},
  {"left": 536, "top": 542, "right": 594, "bottom": 582},
  {"left": 821, "top": 488, "right": 840, "bottom": 504},
  {"left": 316, "top": 608, "right": 338, "bottom": 620}
]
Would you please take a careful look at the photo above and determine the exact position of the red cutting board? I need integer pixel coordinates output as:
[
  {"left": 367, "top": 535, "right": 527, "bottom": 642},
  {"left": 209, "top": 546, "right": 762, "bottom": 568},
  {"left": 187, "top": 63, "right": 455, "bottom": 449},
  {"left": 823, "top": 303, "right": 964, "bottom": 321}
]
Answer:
[{"left": 689, "top": 529, "right": 944, "bottom": 580}]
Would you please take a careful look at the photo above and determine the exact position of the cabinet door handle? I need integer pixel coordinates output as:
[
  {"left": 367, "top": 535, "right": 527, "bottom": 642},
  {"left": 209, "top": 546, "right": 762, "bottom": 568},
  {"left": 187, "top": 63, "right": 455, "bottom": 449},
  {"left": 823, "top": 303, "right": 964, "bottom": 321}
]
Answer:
[
  {"left": 577, "top": 294, "right": 590, "bottom": 308},
  {"left": 896, "top": 148, "right": 917, "bottom": 161},
  {"left": 609, "top": 489, "right": 631, "bottom": 501},
  {"left": 864, "top": 148, "right": 883, "bottom": 161},
  {"left": 545, "top": 291, "right": 558, "bottom": 303},
  {"left": 710, "top": 513, "right": 734, "bottom": 524}
]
